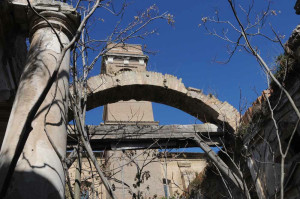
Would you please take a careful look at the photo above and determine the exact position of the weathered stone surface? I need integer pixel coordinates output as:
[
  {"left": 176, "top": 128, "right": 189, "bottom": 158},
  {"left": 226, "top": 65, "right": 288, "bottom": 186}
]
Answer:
[
  {"left": 241, "top": 89, "right": 271, "bottom": 125},
  {"left": 0, "top": 0, "right": 80, "bottom": 147},
  {"left": 0, "top": 26, "right": 70, "bottom": 198},
  {"left": 74, "top": 71, "right": 240, "bottom": 131},
  {"left": 101, "top": 43, "right": 157, "bottom": 125},
  {"left": 242, "top": 25, "right": 300, "bottom": 199},
  {"left": 243, "top": 82, "right": 300, "bottom": 198},
  {"left": 285, "top": 25, "right": 300, "bottom": 59},
  {"left": 0, "top": 5, "right": 80, "bottom": 197}
]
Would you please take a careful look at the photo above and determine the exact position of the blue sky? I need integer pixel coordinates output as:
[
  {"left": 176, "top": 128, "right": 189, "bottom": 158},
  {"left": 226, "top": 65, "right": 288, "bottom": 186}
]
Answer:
[{"left": 84, "top": 0, "right": 298, "bottom": 127}]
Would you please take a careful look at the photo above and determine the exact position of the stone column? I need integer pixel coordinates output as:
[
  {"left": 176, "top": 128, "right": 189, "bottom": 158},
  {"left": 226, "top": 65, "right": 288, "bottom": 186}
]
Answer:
[{"left": 0, "top": 8, "right": 79, "bottom": 198}]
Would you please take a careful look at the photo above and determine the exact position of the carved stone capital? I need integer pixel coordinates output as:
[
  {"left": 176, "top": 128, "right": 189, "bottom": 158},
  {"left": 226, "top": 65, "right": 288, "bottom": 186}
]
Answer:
[
  {"left": 29, "top": 10, "right": 80, "bottom": 41},
  {"left": 28, "top": 2, "right": 80, "bottom": 40},
  {"left": 9, "top": 0, "right": 80, "bottom": 40}
]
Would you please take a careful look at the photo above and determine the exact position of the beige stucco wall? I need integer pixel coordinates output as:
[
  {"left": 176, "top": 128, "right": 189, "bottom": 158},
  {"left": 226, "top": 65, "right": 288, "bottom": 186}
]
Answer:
[
  {"left": 104, "top": 100, "right": 156, "bottom": 124},
  {"left": 68, "top": 152, "right": 207, "bottom": 198}
]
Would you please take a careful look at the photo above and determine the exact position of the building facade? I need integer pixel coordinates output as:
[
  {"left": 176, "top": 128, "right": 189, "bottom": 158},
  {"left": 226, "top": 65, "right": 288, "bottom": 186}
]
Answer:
[{"left": 68, "top": 43, "right": 207, "bottom": 199}]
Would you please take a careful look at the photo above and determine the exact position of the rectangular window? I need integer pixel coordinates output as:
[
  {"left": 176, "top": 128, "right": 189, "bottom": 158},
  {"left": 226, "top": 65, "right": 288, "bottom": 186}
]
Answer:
[
  {"left": 163, "top": 178, "right": 172, "bottom": 197},
  {"left": 139, "top": 59, "right": 145, "bottom": 65},
  {"left": 124, "top": 59, "right": 129, "bottom": 65},
  {"left": 107, "top": 57, "right": 114, "bottom": 63}
]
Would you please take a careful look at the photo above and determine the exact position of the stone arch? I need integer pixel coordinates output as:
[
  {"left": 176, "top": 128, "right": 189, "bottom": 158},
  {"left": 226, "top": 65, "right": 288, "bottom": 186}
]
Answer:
[{"left": 78, "top": 71, "right": 239, "bottom": 131}]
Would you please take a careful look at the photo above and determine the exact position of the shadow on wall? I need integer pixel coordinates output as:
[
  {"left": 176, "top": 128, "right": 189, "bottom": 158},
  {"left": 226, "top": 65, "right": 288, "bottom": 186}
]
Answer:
[{"left": 0, "top": 163, "right": 61, "bottom": 199}]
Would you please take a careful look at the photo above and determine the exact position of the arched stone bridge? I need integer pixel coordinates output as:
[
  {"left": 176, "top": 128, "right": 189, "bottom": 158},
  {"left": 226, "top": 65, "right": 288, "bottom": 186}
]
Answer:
[{"left": 80, "top": 71, "right": 240, "bottom": 131}]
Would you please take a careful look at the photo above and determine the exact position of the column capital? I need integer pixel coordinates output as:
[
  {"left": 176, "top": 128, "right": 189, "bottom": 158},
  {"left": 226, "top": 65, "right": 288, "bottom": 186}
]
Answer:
[
  {"left": 8, "top": 0, "right": 80, "bottom": 40},
  {"left": 28, "top": 2, "right": 80, "bottom": 41}
]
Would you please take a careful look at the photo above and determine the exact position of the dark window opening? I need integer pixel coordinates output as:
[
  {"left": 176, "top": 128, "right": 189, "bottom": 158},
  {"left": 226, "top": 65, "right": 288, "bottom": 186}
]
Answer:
[
  {"left": 163, "top": 178, "right": 172, "bottom": 197},
  {"left": 119, "top": 68, "right": 132, "bottom": 73}
]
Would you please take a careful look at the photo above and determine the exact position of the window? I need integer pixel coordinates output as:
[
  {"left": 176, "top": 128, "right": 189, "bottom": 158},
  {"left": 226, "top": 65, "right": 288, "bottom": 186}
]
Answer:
[
  {"left": 124, "top": 59, "right": 129, "bottom": 65},
  {"left": 139, "top": 59, "right": 145, "bottom": 65},
  {"left": 80, "top": 181, "right": 91, "bottom": 199},
  {"left": 81, "top": 190, "right": 89, "bottom": 199},
  {"left": 107, "top": 57, "right": 113, "bottom": 63},
  {"left": 119, "top": 68, "right": 132, "bottom": 73},
  {"left": 163, "top": 178, "right": 172, "bottom": 197}
]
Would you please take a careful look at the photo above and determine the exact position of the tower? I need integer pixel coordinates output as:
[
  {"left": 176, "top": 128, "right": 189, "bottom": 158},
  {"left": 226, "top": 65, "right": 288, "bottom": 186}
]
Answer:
[
  {"left": 101, "top": 43, "right": 158, "bottom": 125},
  {"left": 101, "top": 43, "right": 163, "bottom": 198}
]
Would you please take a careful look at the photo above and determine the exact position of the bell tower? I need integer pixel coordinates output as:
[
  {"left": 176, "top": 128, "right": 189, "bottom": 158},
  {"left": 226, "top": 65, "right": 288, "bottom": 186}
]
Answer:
[{"left": 101, "top": 43, "right": 158, "bottom": 125}]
